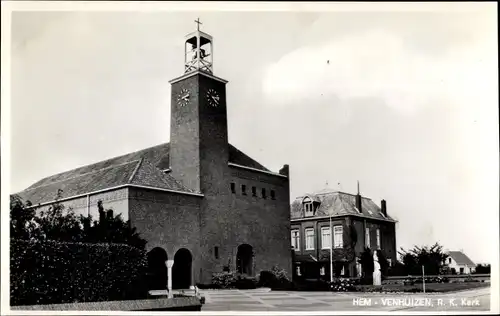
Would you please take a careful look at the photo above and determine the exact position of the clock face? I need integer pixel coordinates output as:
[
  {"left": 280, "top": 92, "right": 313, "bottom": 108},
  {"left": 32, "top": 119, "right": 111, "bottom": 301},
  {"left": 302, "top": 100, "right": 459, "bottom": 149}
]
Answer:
[
  {"left": 206, "top": 88, "right": 220, "bottom": 107},
  {"left": 177, "top": 88, "right": 191, "bottom": 107}
]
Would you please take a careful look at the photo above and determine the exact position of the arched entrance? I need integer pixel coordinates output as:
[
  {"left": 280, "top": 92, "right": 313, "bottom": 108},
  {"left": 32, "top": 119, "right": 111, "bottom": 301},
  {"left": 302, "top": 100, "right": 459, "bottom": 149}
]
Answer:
[
  {"left": 172, "top": 248, "right": 192, "bottom": 289},
  {"left": 147, "top": 247, "right": 168, "bottom": 290},
  {"left": 236, "top": 244, "right": 254, "bottom": 276}
]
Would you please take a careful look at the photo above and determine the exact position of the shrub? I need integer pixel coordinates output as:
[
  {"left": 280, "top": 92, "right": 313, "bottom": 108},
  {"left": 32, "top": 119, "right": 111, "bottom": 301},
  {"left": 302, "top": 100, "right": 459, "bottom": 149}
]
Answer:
[
  {"left": 329, "top": 278, "right": 357, "bottom": 292},
  {"left": 258, "top": 271, "right": 275, "bottom": 288},
  {"left": 258, "top": 266, "right": 293, "bottom": 290},
  {"left": 234, "top": 276, "right": 258, "bottom": 289},
  {"left": 10, "top": 239, "right": 148, "bottom": 306},
  {"left": 211, "top": 272, "right": 238, "bottom": 289}
]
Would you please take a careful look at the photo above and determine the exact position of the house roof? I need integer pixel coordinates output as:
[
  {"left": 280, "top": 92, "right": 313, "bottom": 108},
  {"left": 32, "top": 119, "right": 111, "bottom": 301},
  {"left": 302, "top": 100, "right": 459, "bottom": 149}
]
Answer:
[
  {"left": 15, "top": 142, "right": 270, "bottom": 205},
  {"left": 291, "top": 190, "right": 396, "bottom": 222},
  {"left": 448, "top": 251, "right": 476, "bottom": 267}
]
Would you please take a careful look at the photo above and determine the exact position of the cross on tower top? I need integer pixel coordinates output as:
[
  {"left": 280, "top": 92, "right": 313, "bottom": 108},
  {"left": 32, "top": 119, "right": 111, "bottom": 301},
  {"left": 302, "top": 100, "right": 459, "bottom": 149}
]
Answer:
[{"left": 194, "top": 18, "right": 202, "bottom": 31}]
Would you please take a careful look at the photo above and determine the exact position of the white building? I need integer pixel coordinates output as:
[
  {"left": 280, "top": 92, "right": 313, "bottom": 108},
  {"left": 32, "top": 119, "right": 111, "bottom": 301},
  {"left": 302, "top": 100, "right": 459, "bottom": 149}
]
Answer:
[{"left": 446, "top": 251, "right": 476, "bottom": 274}]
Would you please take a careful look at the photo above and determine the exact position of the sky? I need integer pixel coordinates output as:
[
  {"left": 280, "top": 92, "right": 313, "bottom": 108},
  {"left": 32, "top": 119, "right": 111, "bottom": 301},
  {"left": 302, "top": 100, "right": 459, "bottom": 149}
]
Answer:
[{"left": 4, "top": 3, "right": 499, "bottom": 264}]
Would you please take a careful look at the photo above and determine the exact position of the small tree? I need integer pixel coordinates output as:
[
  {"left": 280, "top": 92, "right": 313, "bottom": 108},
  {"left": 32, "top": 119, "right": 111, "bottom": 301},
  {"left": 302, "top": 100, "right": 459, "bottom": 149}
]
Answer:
[
  {"left": 398, "top": 243, "right": 448, "bottom": 275},
  {"left": 79, "top": 200, "right": 147, "bottom": 250},
  {"left": 10, "top": 195, "right": 36, "bottom": 240},
  {"left": 474, "top": 264, "right": 491, "bottom": 274},
  {"left": 34, "top": 190, "right": 83, "bottom": 242}
]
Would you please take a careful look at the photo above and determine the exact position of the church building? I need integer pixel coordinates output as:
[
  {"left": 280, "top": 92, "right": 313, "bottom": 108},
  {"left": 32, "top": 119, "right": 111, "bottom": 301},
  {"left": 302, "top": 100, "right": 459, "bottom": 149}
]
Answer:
[{"left": 14, "top": 22, "right": 293, "bottom": 288}]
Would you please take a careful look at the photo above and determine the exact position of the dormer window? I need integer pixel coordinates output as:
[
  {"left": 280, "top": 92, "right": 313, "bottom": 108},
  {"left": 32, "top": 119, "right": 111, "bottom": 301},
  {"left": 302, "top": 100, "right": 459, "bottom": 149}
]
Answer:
[{"left": 303, "top": 196, "right": 315, "bottom": 217}]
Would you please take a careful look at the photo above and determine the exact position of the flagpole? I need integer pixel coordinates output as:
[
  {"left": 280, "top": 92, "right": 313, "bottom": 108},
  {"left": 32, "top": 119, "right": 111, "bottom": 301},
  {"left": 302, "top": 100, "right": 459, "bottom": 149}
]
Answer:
[{"left": 330, "top": 214, "right": 333, "bottom": 282}]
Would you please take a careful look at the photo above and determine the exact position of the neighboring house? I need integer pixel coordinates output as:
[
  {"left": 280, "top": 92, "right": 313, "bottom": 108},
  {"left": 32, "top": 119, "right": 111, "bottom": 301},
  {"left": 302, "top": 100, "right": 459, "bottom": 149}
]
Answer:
[
  {"left": 12, "top": 25, "right": 292, "bottom": 287},
  {"left": 446, "top": 251, "right": 476, "bottom": 274},
  {"left": 290, "top": 187, "right": 397, "bottom": 281}
]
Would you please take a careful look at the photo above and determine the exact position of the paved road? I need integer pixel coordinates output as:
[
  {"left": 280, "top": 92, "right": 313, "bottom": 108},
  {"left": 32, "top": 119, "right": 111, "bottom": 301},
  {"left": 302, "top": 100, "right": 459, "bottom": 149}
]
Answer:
[{"left": 200, "top": 286, "right": 491, "bottom": 312}]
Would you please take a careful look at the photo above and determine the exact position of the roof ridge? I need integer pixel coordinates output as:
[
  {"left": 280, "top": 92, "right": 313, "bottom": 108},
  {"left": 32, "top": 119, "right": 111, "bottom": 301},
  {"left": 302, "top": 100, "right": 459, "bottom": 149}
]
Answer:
[
  {"left": 128, "top": 158, "right": 143, "bottom": 183},
  {"left": 21, "top": 159, "right": 142, "bottom": 193}
]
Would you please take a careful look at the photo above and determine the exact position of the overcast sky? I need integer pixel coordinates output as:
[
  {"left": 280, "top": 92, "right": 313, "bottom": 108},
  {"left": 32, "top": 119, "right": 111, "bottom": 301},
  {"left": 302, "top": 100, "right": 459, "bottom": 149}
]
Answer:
[{"left": 6, "top": 3, "right": 498, "bottom": 263}]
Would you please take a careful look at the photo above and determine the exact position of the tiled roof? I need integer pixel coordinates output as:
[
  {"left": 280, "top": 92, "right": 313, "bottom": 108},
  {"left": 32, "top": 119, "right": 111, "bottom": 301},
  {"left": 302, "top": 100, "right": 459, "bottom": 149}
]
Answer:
[
  {"left": 16, "top": 158, "right": 194, "bottom": 205},
  {"left": 228, "top": 145, "right": 270, "bottom": 172},
  {"left": 291, "top": 190, "right": 396, "bottom": 222},
  {"left": 15, "top": 142, "right": 270, "bottom": 205},
  {"left": 448, "top": 251, "right": 476, "bottom": 266}
]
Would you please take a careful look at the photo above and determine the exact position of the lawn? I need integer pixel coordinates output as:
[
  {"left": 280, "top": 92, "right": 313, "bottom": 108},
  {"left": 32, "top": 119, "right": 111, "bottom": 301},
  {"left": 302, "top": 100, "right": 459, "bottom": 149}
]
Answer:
[{"left": 355, "top": 281, "right": 490, "bottom": 293}]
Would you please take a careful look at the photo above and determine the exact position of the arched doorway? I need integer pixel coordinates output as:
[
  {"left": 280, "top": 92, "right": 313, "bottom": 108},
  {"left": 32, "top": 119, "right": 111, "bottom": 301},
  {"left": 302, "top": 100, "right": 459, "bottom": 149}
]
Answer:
[
  {"left": 147, "top": 247, "right": 168, "bottom": 290},
  {"left": 172, "top": 248, "right": 192, "bottom": 289},
  {"left": 236, "top": 244, "right": 254, "bottom": 276}
]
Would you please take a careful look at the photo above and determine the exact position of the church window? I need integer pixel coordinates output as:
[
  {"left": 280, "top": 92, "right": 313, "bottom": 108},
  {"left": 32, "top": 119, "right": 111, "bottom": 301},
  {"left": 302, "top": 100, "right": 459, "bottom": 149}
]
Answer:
[
  {"left": 388, "top": 258, "right": 392, "bottom": 267},
  {"left": 214, "top": 246, "right": 219, "bottom": 259},
  {"left": 305, "top": 228, "right": 315, "bottom": 250},
  {"left": 262, "top": 188, "right": 267, "bottom": 199},
  {"left": 291, "top": 229, "right": 300, "bottom": 250},
  {"left": 231, "top": 182, "right": 236, "bottom": 193},
  {"left": 271, "top": 190, "right": 276, "bottom": 200},
  {"left": 333, "top": 226, "right": 343, "bottom": 248},
  {"left": 252, "top": 186, "right": 257, "bottom": 197},
  {"left": 241, "top": 184, "right": 247, "bottom": 195}
]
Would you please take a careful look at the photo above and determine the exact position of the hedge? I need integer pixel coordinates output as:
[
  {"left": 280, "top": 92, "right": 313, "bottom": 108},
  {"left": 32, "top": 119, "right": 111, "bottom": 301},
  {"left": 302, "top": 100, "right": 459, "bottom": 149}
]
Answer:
[{"left": 10, "top": 239, "right": 149, "bottom": 306}]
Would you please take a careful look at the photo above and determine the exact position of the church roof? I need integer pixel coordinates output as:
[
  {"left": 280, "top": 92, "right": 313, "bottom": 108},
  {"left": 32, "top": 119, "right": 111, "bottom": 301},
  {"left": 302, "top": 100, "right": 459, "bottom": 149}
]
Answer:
[
  {"left": 15, "top": 142, "right": 270, "bottom": 205},
  {"left": 291, "top": 191, "right": 396, "bottom": 222}
]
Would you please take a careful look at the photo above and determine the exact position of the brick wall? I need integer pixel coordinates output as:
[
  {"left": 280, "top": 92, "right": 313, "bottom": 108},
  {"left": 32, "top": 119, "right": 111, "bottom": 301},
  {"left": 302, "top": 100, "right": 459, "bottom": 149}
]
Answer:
[
  {"left": 128, "top": 187, "right": 203, "bottom": 283},
  {"left": 32, "top": 188, "right": 129, "bottom": 221},
  {"left": 221, "top": 165, "right": 292, "bottom": 277}
]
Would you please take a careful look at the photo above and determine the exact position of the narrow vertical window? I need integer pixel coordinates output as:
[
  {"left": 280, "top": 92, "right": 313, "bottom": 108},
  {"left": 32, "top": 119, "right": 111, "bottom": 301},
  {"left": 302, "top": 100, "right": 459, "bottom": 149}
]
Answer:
[
  {"left": 305, "top": 228, "right": 315, "bottom": 250},
  {"left": 333, "top": 226, "right": 343, "bottom": 248},
  {"left": 291, "top": 229, "right": 300, "bottom": 251},
  {"left": 252, "top": 186, "right": 257, "bottom": 197},
  {"left": 321, "top": 227, "right": 331, "bottom": 249},
  {"left": 365, "top": 227, "right": 370, "bottom": 248},
  {"left": 262, "top": 188, "right": 267, "bottom": 199},
  {"left": 241, "top": 184, "right": 247, "bottom": 195},
  {"left": 230, "top": 182, "right": 236, "bottom": 193},
  {"left": 271, "top": 190, "right": 276, "bottom": 200},
  {"left": 376, "top": 228, "right": 381, "bottom": 249},
  {"left": 214, "top": 246, "right": 219, "bottom": 259}
]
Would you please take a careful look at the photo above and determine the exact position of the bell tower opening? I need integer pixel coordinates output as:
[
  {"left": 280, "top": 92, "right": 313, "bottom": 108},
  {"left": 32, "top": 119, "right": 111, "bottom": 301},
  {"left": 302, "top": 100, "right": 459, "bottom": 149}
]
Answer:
[{"left": 184, "top": 18, "right": 213, "bottom": 74}]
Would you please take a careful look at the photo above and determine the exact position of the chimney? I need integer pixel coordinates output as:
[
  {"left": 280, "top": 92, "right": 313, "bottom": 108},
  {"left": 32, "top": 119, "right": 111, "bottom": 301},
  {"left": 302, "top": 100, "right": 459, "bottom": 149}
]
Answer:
[
  {"left": 355, "top": 181, "right": 362, "bottom": 213},
  {"left": 381, "top": 199, "right": 387, "bottom": 217},
  {"left": 279, "top": 164, "right": 289, "bottom": 177}
]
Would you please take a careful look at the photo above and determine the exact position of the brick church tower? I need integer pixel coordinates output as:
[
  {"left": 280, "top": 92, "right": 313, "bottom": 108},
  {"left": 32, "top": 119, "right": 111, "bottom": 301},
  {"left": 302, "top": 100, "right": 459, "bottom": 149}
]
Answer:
[{"left": 167, "top": 22, "right": 293, "bottom": 283}]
